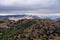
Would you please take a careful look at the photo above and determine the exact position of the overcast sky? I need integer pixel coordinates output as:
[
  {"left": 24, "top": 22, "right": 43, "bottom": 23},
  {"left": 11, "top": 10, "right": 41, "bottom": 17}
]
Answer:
[{"left": 0, "top": 0, "right": 60, "bottom": 15}]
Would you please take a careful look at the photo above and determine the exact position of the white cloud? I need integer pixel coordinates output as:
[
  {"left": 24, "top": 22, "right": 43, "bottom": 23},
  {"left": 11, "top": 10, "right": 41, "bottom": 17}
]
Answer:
[
  {"left": 22, "top": 13, "right": 60, "bottom": 16},
  {"left": 0, "top": 12, "right": 60, "bottom": 16},
  {"left": 0, "top": 0, "right": 59, "bottom": 13},
  {"left": 0, "top": 0, "right": 58, "bottom": 7},
  {"left": 0, "top": 13, "right": 17, "bottom": 16}
]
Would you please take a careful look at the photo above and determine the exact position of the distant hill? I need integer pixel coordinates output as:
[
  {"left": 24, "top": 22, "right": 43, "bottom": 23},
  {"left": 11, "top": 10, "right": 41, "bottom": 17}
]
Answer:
[
  {"left": 0, "top": 15, "right": 40, "bottom": 21},
  {"left": 55, "top": 17, "right": 60, "bottom": 21},
  {"left": 0, "top": 15, "right": 60, "bottom": 21},
  {"left": 0, "top": 15, "right": 26, "bottom": 18}
]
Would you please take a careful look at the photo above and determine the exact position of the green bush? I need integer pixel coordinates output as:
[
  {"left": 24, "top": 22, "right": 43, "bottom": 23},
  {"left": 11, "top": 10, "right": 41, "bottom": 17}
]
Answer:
[{"left": 0, "top": 21, "right": 4, "bottom": 23}]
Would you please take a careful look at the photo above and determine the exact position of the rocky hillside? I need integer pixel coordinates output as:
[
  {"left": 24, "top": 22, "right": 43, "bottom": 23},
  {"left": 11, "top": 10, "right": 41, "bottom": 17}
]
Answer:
[
  {"left": 0, "top": 19, "right": 60, "bottom": 40},
  {"left": 0, "top": 19, "right": 15, "bottom": 28}
]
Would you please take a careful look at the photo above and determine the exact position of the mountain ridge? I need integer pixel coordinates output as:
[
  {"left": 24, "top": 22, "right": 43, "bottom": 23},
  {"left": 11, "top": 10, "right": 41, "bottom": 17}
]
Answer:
[{"left": 0, "top": 15, "right": 60, "bottom": 21}]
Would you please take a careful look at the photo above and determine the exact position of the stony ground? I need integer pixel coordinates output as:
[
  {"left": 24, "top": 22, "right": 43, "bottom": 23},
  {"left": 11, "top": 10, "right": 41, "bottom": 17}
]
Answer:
[{"left": 0, "top": 19, "right": 60, "bottom": 40}]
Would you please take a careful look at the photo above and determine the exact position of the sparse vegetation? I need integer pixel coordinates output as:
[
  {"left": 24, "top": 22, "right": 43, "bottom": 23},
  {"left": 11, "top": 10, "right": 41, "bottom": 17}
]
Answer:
[
  {"left": 0, "top": 19, "right": 60, "bottom": 40},
  {"left": 0, "top": 21, "right": 4, "bottom": 23}
]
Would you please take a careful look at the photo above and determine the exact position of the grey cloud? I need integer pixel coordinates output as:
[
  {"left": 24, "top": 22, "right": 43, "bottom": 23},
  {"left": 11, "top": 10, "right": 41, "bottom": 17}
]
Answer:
[{"left": 0, "top": 0, "right": 60, "bottom": 13}]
